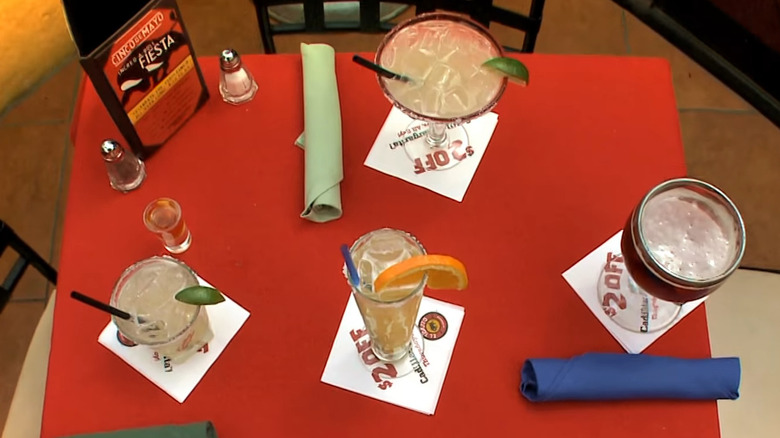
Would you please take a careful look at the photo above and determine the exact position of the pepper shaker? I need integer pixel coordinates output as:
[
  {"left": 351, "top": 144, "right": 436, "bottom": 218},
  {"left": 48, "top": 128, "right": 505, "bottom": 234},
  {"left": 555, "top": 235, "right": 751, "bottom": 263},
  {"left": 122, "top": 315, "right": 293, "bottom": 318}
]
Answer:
[
  {"left": 101, "top": 139, "right": 146, "bottom": 193},
  {"left": 219, "top": 48, "right": 258, "bottom": 105}
]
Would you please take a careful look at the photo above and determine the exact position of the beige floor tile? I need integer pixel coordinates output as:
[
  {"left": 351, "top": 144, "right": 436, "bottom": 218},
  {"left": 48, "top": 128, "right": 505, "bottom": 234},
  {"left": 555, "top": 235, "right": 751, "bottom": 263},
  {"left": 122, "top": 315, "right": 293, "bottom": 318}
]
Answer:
[
  {"left": 531, "top": 0, "right": 627, "bottom": 55},
  {"left": 706, "top": 269, "right": 780, "bottom": 438},
  {"left": 0, "top": 252, "right": 47, "bottom": 304},
  {"left": 0, "top": 59, "right": 80, "bottom": 125},
  {"left": 177, "top": 0, "right": 264, "bottom": 57},
  {"left": 625, "top": 14, "right": 752, "bottom": 110},
  {"left": 679, "top": 111, "right": 780, "bottom": 271},
  {"left": 0, "top": 301, "right": 46, "bottom": 434},
  {"left": 0, "top": 124, "right": 68, "bottom": 300},
  {"left": 483, "top": 0, "right": 533, "bottom": 52}
]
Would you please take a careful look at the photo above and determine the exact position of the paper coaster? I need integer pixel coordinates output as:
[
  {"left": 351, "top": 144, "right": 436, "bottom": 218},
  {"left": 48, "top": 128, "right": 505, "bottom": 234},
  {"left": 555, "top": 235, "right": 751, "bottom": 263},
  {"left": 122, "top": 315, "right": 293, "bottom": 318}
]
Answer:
[
  {"left": 364, "top": 107, "right": 498, "bottom": 202},
  {"left": 562, "top": 230, "right": 706, "bottom": 354},
  {"left": 321, "top": 294, "right": 465, "bottom": 415},
  {"left": 98, "top": 275, "right": 250, "bottom": 403}
]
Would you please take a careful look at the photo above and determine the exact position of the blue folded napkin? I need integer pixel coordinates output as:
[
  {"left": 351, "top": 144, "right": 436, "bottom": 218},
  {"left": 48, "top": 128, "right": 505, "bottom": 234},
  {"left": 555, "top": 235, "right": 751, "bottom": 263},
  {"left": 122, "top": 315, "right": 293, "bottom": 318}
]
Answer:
[{"left": 520, "top": 353, "right": 741, "bottom": 402}]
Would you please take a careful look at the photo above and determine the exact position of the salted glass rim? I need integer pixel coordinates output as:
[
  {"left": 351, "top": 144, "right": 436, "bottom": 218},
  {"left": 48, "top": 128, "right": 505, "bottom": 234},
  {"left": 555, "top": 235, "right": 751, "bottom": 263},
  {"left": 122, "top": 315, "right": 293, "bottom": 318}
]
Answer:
[{"left": 374, "top": 11, "right": 508, "bottom": 123}]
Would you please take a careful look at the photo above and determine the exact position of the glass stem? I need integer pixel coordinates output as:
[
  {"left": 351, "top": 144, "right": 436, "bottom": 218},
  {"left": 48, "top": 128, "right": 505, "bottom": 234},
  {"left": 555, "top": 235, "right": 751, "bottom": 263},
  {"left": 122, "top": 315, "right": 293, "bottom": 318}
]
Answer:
[{"left": 426, "top": 122, "right": 448, "bottom": 148}]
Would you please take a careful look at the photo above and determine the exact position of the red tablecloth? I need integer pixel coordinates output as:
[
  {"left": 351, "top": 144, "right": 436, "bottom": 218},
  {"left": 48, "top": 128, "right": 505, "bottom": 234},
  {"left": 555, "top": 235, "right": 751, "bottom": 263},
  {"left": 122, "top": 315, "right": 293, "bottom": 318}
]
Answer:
[{"left": 43, "top": 53, "right": 718, "bottom": 437}]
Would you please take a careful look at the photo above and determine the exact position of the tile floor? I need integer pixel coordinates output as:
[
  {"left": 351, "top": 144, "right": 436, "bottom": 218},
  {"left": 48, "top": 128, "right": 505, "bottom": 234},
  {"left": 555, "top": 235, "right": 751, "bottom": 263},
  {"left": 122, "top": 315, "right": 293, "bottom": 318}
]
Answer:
[{"left": 1, "top": 0, "right": 778, "bottom": 435}]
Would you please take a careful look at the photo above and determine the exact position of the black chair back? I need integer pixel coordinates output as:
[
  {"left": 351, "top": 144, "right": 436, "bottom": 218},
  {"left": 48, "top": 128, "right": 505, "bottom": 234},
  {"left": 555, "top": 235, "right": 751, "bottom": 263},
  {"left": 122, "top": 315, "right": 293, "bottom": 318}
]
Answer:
[
  {"left": 416, "top": 0, "right": 546, "bottom": 52},
  {"left": 252, "top": 0, "right": 546, "bottom": 53},
  {"left": 0, "top": 220, "right": 58, "bottom": 313}
]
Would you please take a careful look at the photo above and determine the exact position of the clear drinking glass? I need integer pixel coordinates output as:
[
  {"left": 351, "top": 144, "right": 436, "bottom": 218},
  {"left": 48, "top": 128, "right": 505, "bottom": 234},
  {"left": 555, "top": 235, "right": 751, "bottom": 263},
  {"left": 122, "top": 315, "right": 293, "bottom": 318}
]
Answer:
[
  {"left": 375, "top": 12, "right": 507, "bottom": 170},
  {"left": 110, "top": 256, "right": 213, "bottom": 363},
  {"left": 597, "top": 178, "right": 746, "bottom": 332},
  {"left": 348, "top": 228, "right": 427, "bottom": 362},
  {"left": 143, "top": 197, "right": 192, "bottom": 254}
]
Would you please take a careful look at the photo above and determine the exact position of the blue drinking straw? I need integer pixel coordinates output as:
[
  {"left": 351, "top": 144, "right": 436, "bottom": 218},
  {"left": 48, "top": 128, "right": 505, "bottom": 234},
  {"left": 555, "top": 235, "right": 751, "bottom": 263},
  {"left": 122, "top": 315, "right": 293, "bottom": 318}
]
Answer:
[{"left": 340, "top": 244, "right": 360, "bottom": 287}]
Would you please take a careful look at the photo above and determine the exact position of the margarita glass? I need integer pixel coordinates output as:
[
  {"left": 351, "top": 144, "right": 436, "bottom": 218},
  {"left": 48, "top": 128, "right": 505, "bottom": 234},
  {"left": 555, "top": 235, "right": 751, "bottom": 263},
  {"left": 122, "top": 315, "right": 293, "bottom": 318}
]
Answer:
[{"left": 375, "top": 12, "right": 507, "bottom": 170}]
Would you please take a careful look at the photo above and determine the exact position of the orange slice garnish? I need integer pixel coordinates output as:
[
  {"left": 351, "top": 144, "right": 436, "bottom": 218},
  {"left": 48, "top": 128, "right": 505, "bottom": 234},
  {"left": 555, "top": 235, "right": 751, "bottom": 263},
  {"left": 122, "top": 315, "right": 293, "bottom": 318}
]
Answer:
[{"left": 373, "top": 255, "right": 468, "bottom": 292}]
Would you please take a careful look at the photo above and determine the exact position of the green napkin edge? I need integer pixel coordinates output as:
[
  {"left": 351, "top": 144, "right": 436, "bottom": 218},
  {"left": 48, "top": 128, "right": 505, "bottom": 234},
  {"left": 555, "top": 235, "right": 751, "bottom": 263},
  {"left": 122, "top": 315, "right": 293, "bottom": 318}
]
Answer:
[{"left": 61, "top": 421, "right": 216, "bottom": 438}]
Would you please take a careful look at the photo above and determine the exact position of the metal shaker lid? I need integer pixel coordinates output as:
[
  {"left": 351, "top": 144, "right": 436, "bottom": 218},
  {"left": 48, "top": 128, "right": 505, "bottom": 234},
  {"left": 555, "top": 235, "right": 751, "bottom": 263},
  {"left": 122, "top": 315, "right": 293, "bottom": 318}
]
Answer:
[
  {"left": 100, "top": 139, "right": 124, "bottom": 162},
  {"left": 220, "top": 49, "right": 242, "bottom": 72}
]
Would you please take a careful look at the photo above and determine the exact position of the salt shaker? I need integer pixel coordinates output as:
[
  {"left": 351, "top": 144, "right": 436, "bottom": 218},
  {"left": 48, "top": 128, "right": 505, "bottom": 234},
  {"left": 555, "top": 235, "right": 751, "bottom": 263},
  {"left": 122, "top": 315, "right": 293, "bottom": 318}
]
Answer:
[
  {"left": 219, "top": 48, "right": 258, "bottom": 105},
  {"left": 101, "top": 139, "right": 146, "bottom": 193}
]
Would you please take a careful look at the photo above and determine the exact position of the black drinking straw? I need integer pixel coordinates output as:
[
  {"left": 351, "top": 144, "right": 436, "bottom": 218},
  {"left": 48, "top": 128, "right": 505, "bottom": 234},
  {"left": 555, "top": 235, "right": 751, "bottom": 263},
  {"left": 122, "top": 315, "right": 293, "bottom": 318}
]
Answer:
[
  {"left": 70, "top": 291, "right": 132, "bottom": 320},
  {"left": 352, "top": 55, "right": 414, "bottom": 83}
]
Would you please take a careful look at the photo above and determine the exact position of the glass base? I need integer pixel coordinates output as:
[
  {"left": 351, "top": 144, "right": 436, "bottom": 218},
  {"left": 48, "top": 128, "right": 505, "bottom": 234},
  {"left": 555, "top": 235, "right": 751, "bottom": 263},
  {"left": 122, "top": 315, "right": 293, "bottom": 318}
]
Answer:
[
  {"left": 358, "top": 327, "right": 427, "bottom": 380},
  {"left": 220, "top": 80, "right": 258, "bottom": 105},
  {"left": 164, "top": 231, "right": 192, "bottom": 254},
  {"left": 402, "top": 120, "right": 472, "bottom": 173},
  {"left": 597, "top": 254, "right": 681, "bottom": 333}
]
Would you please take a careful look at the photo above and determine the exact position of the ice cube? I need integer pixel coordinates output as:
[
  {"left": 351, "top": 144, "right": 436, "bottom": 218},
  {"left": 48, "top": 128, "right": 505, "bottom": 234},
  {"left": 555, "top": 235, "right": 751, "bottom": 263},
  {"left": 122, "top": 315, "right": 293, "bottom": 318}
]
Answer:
[
  {"left": 442, "top": 86, "right": 471, "bottom": 115},
  {"left": 397, "top": 48, "right": 436, "bottom": 79},
  {"left": 416, "top": 30, "right": 443, "bottom": 58},
  {"left": 358, "top": 259, "right": 375, "bottom": 292},
  {"left": 381, "top": 45, "right": 397, "bottom": 69},
  {"left": 136, "top": 317, "right": 166, "bottom": 339},
  {"left": 425, "top": 63, "right": 460, "bottom": 88},
  {"left": 438, "top": 47, "right": 458, "bottom": 63},
  {"left": 366, "top": 234, "right": 406, "bottom": 262},
  {"left": 421, "top": 87, "right": 444, "bottom": 116}
]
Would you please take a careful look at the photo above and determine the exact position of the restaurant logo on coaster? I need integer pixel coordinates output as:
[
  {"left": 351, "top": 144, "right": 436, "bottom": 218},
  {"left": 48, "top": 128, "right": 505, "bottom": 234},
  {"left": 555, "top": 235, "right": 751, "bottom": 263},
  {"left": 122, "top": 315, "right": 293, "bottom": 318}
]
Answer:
[{"left": 419, "top": 312, "right": 448, "bottom": 340}]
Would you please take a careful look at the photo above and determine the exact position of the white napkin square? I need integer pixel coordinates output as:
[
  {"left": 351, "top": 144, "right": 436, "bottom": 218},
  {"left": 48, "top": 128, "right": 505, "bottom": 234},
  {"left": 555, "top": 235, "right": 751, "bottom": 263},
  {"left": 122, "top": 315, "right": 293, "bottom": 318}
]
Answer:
[
  {"left": 364, "top": 107, "right": 498, "bottom": 202},
  {"left": 98, "top": 276, "right": 250, "bottom": 403},
  {"left": 562, "top": 230, "right": 706, "bottom": 354},
  {"left": 321, "top": 294, "right": 464, "bottom": 415}
]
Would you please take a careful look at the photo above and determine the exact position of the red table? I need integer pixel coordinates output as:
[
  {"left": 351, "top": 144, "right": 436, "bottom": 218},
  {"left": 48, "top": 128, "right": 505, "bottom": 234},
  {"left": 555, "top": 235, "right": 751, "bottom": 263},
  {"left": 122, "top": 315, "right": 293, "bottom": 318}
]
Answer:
[{"left": 43, "top": 53, "right": 719, "bottom": 437}]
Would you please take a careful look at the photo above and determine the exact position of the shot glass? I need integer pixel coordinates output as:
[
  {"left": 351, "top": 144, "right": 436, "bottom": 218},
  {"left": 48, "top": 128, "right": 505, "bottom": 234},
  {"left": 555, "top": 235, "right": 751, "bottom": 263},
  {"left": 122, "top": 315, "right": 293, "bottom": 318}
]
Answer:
[
  {"left": 348, "top": 228, "right": 427, "bottom": 362},
  {"left": 110, "top": 256, "right": 213, "bottom": 363},
  {"left": 143, "top": 197, "right": 192, "bottom": 254}
]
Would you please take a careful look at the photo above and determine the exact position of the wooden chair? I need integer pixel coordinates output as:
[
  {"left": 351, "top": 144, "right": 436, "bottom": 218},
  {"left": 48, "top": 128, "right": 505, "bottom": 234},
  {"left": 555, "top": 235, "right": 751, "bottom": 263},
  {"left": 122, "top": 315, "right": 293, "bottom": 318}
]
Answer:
[
  {"left": 0, "top": 220, "right": 58, "bottom": 314},
  {"left": 251, "top": 0, "right": 546, "bottom": 53}
]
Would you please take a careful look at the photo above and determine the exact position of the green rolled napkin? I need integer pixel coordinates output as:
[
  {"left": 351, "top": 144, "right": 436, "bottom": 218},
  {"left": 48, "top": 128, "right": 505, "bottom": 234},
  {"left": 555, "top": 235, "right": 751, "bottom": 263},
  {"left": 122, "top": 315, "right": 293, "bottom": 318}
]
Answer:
[
  {"left": 61, "top": 421, "right": 216, "bottom": 437},
  {"left": 296, "top": 42, "right": 343, "bottom": 223}
]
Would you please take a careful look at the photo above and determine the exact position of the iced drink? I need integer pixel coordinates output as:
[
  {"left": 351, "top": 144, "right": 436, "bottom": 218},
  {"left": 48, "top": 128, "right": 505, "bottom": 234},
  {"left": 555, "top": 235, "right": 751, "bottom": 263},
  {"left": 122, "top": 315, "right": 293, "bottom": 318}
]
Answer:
[
  {"left": 111, "top": 256, "right": 213, "bottom": 363},
  {"left": 349, "top": 229, "right": 427, "bottom": 362},
  {"left": 378, "top": 16, "right": 505, "bottom": 120},
  {"left": 621, "top": 185, "right": 743, "bottom": 302}
]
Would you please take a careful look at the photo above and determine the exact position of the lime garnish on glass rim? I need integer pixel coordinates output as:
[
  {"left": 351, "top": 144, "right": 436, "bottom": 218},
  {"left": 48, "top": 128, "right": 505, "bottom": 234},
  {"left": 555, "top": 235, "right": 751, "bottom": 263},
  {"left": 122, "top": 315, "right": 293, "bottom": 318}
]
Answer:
[
  {"left": 175, "top": 286, "right": 226, "bottom": 305},
  {"left": 482, "top": 57, "right": 529, "bottom": 86}
]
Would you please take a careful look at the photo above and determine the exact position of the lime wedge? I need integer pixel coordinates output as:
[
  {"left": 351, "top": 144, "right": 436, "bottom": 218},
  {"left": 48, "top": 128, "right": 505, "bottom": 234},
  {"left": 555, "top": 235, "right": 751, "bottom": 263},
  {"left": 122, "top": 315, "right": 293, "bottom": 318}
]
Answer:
[
  {"left": 175, "top": 286, "right": 225, "bottom": 305},
  {"left": 482, "top": 57, "right": 529, "bottom": 86}
]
